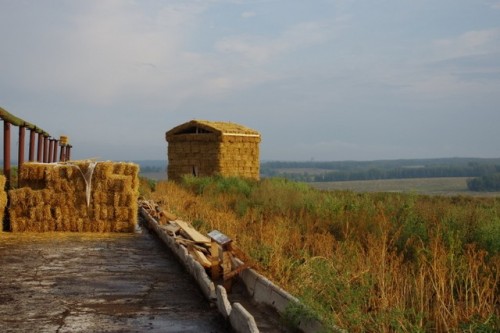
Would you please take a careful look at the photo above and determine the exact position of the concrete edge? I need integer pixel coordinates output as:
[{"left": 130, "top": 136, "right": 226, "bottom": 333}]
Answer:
[
  {"left": 139, "top": 208, "right": 260, "bottom": 333},
  {"left": 216, "top": 285, "right": 232, "bottom": 319},
  {"left": 229, "top": 303, "right": 259, "bottom": 333},
  {"left": 234, "top": 257, "right": 341, "bottom": 333}
]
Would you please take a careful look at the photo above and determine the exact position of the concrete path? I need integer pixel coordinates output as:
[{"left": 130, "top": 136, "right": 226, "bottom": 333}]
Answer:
[{"left": 0, "top": 226, "right": 231, "bottom": 332}]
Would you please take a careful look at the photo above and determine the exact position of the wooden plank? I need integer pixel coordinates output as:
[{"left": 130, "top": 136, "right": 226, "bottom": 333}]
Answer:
[
  {"left": 192, "top": 249, "right": 212, "bottom": 268},
  {"left": 174, "top": 238, "right": 191, "bottom": 246},
  {"left": 174, "top": 237, "right": 210, "bottom": 253},
  {"left": 159, "top": 223, "right": 180, "bottom": 235},
  {"left": 223, "top": 263, "right": 250, "bottom": 281},
  {"left": 175, "top": 220, "right": 211, "bottom": 244},
  {"left": 159, "top": 210, "right": 177, "bottom": 223},
  {"left": 221, "top": 251, "right": 233, "bottom": 275}
]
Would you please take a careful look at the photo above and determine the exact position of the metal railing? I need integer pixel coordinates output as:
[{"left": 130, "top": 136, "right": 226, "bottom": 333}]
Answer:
[{"left": 0, "top": 106, "right": 73, "bottom": 189}]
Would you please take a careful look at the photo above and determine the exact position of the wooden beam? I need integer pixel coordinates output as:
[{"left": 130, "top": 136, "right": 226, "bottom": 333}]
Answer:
[
  {"left": 192, "top": 248, "right": 212, "bottom": 268},
  {"left": 175, "top": 220, "right": 211, "bottom": 244},
  {"left": 0, "top": 106, "right": 50, "bottom": 135}
]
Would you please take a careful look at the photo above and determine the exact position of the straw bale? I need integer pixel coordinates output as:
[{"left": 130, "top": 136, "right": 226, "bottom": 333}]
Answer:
[
  {"left": 113, "top": 221, "right": 133, "bottom": 232},
  {"left": 113, "top": 163, "right": 126, "bottom": 174},
  {"left": 95, "top": 162, "right": 114, "bottom": 178},
  {"left": 114, "top": 207, "right": 129, "bottom": 221},
  {"left": 101, "top": 207, "right": 109, "bottom": 220},
  {"left": 124, "top": 163, "right": 137, "bottom": 176},
  {"left": 120, "top": 193, "right": 134, "bottom": 207},
  {"left": 0, "top": 176, "right": 7, "bottom": 229},
  {"left": 107, "top": 175, "right": 132, "bottom": 192},
  {"left": 8, "top": 160, "right": 139, "bottom": 232},
  {"left": 19, "top": 163, "right": 45, "bottom": 181}
]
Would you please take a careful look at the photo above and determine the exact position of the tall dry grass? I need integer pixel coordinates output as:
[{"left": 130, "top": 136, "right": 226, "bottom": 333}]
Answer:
[{"left": 149, "top": 176, "right": 499, "bottom": 332}]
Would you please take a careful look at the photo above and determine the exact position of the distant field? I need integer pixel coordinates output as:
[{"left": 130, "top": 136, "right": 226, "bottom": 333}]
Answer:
[
  {"left": 309, "top": 177, "right": 500, "bottom": 197},
  {"left": 140, "top": 171, "right": 166, "bottom": 181},
  {"left": 141, "top": 172, "right": 500, "bottom": 197},
  {"left": 275, "top": 167, "right": 335, "bottom": 175}
]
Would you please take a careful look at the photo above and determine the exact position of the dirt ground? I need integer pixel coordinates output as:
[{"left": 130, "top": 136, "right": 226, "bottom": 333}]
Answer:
[{"left": 0, "top": 224, "right": 231, "bottom": 333}]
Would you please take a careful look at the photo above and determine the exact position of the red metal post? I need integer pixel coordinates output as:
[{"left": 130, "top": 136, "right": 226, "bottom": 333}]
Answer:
[
  {"left": 59, "top": 144, "right": 65, "bottom": 162},
  {"left": 37, "top": 132, "right": 43, "bottom": 162},
  {"left": 29, "top": 129, "right": 36, "bottom": 161},
  {"left": 43, "top": 135, "right": 49, "bottom": 163},
  {"left": 66, "top": 145, "right": 72, "bottom": 161},
  {"left": 48, "top": 139, "right": 54, "bottom": 163},
  {"left": 52, "top": 140, "right": 58, "bottom": 162},
  {"left": 18, "top": 126, "right": 26, "bottom": 174},
  {"left": 3, "top": 121, "right": 11, "bottom": 189}
]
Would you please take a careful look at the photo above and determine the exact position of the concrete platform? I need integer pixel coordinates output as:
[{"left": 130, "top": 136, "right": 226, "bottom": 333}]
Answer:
[{"left": 0, "top": 225, "right": 231, "bottom": 332}]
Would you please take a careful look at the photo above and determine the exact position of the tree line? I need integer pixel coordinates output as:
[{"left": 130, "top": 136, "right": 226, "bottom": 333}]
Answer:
[
  {"left": 466, "top": 173, "right": 500, "bottom": 191},
  {"left": 261, "top": 158, "right": 500, "bottom": 191}
]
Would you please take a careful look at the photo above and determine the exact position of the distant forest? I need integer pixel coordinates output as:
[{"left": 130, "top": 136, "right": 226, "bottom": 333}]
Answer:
[
  {"left": 261, "top": 158, "right": 500, "bottom": 191},
  {"left": 134, "top": 160, "right": 165, "bottom": 173}
]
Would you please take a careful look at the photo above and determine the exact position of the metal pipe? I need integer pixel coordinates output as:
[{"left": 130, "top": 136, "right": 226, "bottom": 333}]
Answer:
[
  {"left": 43, "top": 135, "right": 49, "bottom": 163},
  {"left": 18, "top": 126, "right": 26, "bottom": 174},
  {"left": 52, "top": 140, "right": 58, "bottom": 162},
  {"left": 48, "top": 139, "right": 54, "bottom": 163},
  {"left": 59, "top": 144, "right": 65, "bottom": 162},
  {"left": 3, "top": 121, "right": 11, "bottom": 189},
  {"left": 37, "top": 132, "right": 43, "bottom": 162},
  {"left": 29, "top": 129, "right": 36, "bottom": 161},
  {"left": 67, "top": 145, "right": 72, "bottom": 161}
]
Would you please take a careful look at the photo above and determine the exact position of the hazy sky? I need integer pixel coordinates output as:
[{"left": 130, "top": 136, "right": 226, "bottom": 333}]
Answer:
[{"left": 1, "top": 0, "right": 499, "bottom": 161}]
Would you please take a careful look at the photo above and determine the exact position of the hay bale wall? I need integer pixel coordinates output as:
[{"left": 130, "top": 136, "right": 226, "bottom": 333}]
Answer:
[
  {"left": 166, "top": 120, "right": 260, "bottom": 181},
  {"left": 0, "top": 175, "right": 7, "bottom": 230},
  {"left": 218, "top": 135, "right": 260, "bottom": 179},
  {"left": 167, "top": 133, "right": 220, "bottom": 181},
  {"left": 8, "top": 161, "right": 139, "bottom": 232}
]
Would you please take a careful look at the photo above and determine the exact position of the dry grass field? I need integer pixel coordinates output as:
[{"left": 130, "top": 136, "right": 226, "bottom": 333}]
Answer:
[{"left": 148, "top": 176, "right": 500, "bottom": 332}]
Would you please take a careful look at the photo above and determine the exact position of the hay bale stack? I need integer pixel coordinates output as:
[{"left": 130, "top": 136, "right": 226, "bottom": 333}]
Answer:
[
  {"left": 8, "top": 161, "right": 139, "bottom": 232},
  {"left": 0, "top": 175, "right": 7, "bottom": 230},
  {"left": 218, "top": 134, "right": 260, "bottom": 179},
  {"left": 166, "top": 120, "right": 260, "bottom": 181}
]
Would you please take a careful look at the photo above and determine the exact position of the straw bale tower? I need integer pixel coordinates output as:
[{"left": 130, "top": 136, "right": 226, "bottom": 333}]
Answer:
[{"left": 166, "top": 120, "right": 261, "bottom": 181}]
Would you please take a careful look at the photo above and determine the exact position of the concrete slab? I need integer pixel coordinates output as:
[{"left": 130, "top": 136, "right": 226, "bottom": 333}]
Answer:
[
  {"left": 216, "top": 285, "right": 232, "bottom": 319},
  {"left": 0, "top": 225, "right": 231, "bottom": 333},
  {"left": 229, "top": 303, "right": 259, "bottom": 333}
]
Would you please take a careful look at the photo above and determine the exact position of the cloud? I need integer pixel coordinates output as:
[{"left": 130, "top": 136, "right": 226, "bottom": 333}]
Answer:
[
  {"left": 0, "top": 1, "right": 343, "bottom": 110},
  {"left": 388, "top": 28, "right": 500, "bottom": 98},
  {"left": 57, "top": 1, "right": 208, "bottom": 104},
  {"left": 2, "top": 1, "right": 325, "bottom": 109},
  {"left": 433, "top": 28, "right": 500, "bottom": 60},
  {"left": 241, "top": 11, "right": 256, "bottom": 18},
  {"left": 215, "top": 20, "right": 334, "bottom": 63},
  {"left": 0, "top": 1, "right": 219, "bottom": 107}
]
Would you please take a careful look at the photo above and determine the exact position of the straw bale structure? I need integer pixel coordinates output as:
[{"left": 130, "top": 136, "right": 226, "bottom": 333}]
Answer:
[
  {"left": 0, "top": 175, "right": 7, "bottom": 230},
  {"left": 166, "top": 120, "right": 261, "bottom": 181},
  {"left": 8, "top": 161, "right": 139, "bottom": 232}
]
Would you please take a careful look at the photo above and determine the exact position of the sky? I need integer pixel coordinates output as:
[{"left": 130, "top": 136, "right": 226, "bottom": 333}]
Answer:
[{"left": 1, "top": 0, "right": 499, "bottom": 162}]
